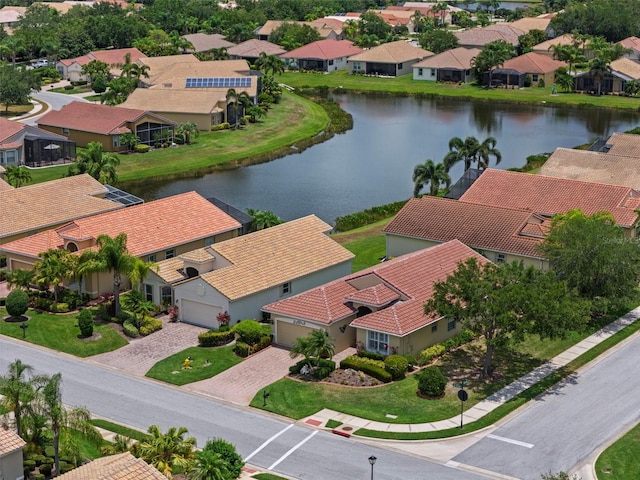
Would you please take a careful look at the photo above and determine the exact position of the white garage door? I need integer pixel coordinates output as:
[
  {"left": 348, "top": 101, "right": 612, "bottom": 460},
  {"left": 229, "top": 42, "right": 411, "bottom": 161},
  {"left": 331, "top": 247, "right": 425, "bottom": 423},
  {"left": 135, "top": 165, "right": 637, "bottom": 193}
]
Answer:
[{"left": 181, "top": 300, "right": 221, "bottom": 329}]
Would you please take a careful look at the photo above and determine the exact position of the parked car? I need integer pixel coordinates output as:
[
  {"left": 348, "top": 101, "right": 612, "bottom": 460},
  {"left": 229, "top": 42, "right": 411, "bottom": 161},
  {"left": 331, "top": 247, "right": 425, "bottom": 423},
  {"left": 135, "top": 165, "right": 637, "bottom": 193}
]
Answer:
[{"left": 30, "top": 59, "right": 49, "bottom": 68}]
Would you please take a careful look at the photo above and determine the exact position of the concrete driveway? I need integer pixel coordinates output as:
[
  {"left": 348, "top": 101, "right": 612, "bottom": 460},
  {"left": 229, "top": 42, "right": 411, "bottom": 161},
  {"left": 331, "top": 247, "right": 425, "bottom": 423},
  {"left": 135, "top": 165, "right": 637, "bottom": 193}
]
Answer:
[{"left": 89, "top": 317, "right": 208, "bottom": 376}]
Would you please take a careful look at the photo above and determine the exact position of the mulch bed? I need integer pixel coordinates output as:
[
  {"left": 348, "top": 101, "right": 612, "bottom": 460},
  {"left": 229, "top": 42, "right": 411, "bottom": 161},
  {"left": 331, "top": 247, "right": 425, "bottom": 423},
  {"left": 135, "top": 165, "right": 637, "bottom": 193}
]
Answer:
[
  {"left": 3, "top": 315, "right": 30, "bottom": 323},
  {"left": 291, "top": 368, "right": 382, "bottom": 387}
]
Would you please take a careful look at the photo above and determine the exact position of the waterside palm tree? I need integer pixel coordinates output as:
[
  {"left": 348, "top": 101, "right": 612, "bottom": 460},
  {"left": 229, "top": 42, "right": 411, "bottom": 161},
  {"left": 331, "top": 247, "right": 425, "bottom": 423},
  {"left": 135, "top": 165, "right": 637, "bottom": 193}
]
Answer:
[
  {"left": 412, "top": 159, "right": 451, "bottom": 197},
  {"left": 68, "top": 141, "right": 120, "bottom": 184}
]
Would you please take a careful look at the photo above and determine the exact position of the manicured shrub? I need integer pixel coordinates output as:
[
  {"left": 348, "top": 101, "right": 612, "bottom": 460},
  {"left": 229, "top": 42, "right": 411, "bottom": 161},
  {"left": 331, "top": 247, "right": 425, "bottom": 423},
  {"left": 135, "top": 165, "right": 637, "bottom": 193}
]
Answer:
[
  {"left": 34, "top": 474, "right": 45, "bottom": 480},
  {"left": 50, "top": 302, "right": 70, "bottom": 313},
  {"left": 313, "top": 365, "right": 333, "bottom": 379},
  {"left": 417, "top": 366, "right": 447, "bottom": 397},
  {"left": 384, "top": 354, "right": 409, "bottom": 380},
  {"left": 32, "top": 454, "right": 46, "bottom": 465},
  {"left": 134, "top": 144, "right": 150, "bottom": 153},
  {"left": 334, "top": 200, "right": 407, "bottom": 232},
  {"left": 219, "top": 324, "right": 230, "bottom": 332},
  {"left": 404, "top": 354, "right": 416, "bottom": 371},
  {"left": 418, "top": 344, "right": 445, "bottom": 366},
  {"left": 442, "top": 329, "right": 474, "bottom": 352},
  {"left": 140, "top": 316, "right": 162, "bottom": 336},
  {"left": 198, "top": 330, "right": 234, "bottom": 347},
  {"left": 359, "top": 350, "right": 385, "bottom": 361},
  {"left": 211, "top": 122, "right": 230, "bottom": 131},
  {"left": 233, "top": 320, "right": 263, "bottom": 345},
  {"left": 64, "top": 84, "right": 74, "bottom": 90},
  {"left": 201, "top": 438, "right": 244, "bottom": 480},
  {"left": 78, "top": 309, "right": 94, "bottom": 337},
  {"left": 340, "top": 355, "right": 392, "bottom": 383},
  {"left": 59, "top": 461, "right": 74, "bottom": 473},
  {"left": 6, "top": 289, "right": 29, "bottom": 317},
  {"left": 24, "top": 459, "right": 36, "bottom": 471},
  {"left": 122, "top": 320, "right": 139, "bottom": 338},
  {"left": 233, "top": 341, "right": 250, "bottom": 357},
  {"left": 289, "top": 358, "right": 335, "bottom": 375},
  {"left": 251, "top": 334, "right": 272, "bottom": 354},
  {"left": 38, "top": 463, "right": 53, "bottom": 476}
]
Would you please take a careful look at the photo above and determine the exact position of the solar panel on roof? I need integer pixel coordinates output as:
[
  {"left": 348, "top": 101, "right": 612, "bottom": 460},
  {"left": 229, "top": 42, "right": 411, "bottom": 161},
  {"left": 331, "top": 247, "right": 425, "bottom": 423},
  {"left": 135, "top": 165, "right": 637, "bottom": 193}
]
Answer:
[{"left": 185, "top": 77, "right": 252, "bottom": 88}]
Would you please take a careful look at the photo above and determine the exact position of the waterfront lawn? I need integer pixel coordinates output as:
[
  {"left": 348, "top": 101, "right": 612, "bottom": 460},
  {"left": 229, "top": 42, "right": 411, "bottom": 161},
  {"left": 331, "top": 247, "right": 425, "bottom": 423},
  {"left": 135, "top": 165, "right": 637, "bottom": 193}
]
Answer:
[
  {"left": 331, "top": 218, "right": 390, "bottom": 272},
  {"left": 279, "top": 71, "right": 640, "bottom": 110},
  {"left": 27, "top": 92, "right": 328, "bottom": 185},
  {"left": 145, "top": 345, "right": 242, "bottom": 386},
  {"left": 0, "top": 308, "right": 127, "bottom": 357},
  {"left": 595, "top": 422, "right": 640, "bottom": 480}
]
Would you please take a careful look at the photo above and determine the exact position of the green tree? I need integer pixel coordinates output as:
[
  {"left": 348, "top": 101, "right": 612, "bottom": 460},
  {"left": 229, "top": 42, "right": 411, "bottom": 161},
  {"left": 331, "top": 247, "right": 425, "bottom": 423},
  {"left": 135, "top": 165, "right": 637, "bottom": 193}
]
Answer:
[
  {"left": 587, "top": 56, "right": 612, "bottom": 95},
  {"left": 6, "top": 269, "right": 35, "bottom": 291},
  {"left": 101, "top": 76, "right": 138, "bottom": 105},
  {"left": 68, "top": 141, "right": 120, "bottom": 184},
  {"left": 193, "top": 438, "right": 244, "bottom": 480},
  {"left": 118, "top": 132, "right": 139, "bottom": 152},
  {"left": 254, "top": 52, "right": 285, "bottom": 76},
  {"left": 290, "top": 330, "right": 335, "bottom": 372},
  {"left": 4, "top": 166, "right": 32, "bottom": 188},
  {"left": 122, "top": 289, "right": 155, "bottom": 329},
  {"left": 357, "top": 11, "right": 392, "bottom": 41},
  {"left": 412, "top": 159, "right": 451, "bottom": 197},
  {"left": 81, "top": 59, "right": 110, "bottom": 84},
  {"left": 92, "top": 74, "right": 108, "bottom": 94},
  {"left": 246, "top": 208, "right": 283, "bottom": 231},
  {"left": 431, "top": 2, "right": 450, "bottom": 27},
  {"left": 518, "top": 29, "right": 547, "bottom": 54},
  {"left": 624, "top": 79, "right": 640, "bottom": 97},
  {"left": 0, "top": 359, "right": 39, "bottom": 437},
  {"left": 100, "top": 434, "right": 133, "bottom": 456},
  {"left": 419, "top": 29, "right": 459, "bottom": 54},
  {"left": 6, "top": 290, "right": 29, "bottom": 318},
  {"left": 471, "top": 40, "right": 515, "bottom": 85},
  {"left": 269, "top": 22, "right": 321, "bottom": 50},
  {"left": 548, "top": 44, "right": 585, "bottom": 75},
  {"left": 137, "top": 425, "right": 196, "bottom": 477},
  {"left": 424, "top": 258, "right": 590, "bottom": 376},
  {"left": 176, "top": 122, "right": 200, "bottom": 145},
  {"left": 225, "top": 88, "right": 251, "bottom": 129},
  {"left": 443, "top": 136, "right": 480, "bottom": 172},
  {"left": 34, "top": 248, "right": 75, "bottom": 302},
  {"left": 555, "top": 70, "right": 575, "bottom": 92},
  {"left": 476, "top": 136, "right": 502, "bottom": 169},
  {"left": 128, "top": 257, "right": 158, "bottom": 291},
  {"left": 0, "top": 36, "right": 25, "bottom": 66},
  {"left": 0, "top": 64, "right": 40, "bottom": 113}
]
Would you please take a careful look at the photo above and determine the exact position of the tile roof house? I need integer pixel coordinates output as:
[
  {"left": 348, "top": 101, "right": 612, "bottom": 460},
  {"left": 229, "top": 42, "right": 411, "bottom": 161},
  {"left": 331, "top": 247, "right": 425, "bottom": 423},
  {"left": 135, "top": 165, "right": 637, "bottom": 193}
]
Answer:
[
  {"left": 0, "top": 426, "right": 26, "bottom": 480},
  {"left": 619, "top": 36, "right": 640, "bottom": 61},
  {"left": 458, "top": 169, "right": 640, "bottom": 232},
  {"left": 454, "top": 24, "right": 525, "bottom": 49},
  {"left": 255, "top": 20, "right": 343, "bottom": 42},
  {"left": 0, "top": 117, "right": 75, "bottom": 167},
  {"left": 281, "top": 39, "right": 363, "bottom": 72},
  {"left": 264, "top": 240, "right": 487, "bottom": 355},
  {"left": 531, "top": 34, "right": 576, "bottom": 58},
  {"left": 181, "top": 33, "right": 235, "bottom": 53},
  {"left": 0, "top": 5, "right": 24, "bottom": 31},
  {"left": 347, "top": 40, "right": 433, "bottom": 76},
  {"left": 575, "top": 57, "right": 640, "bottom": 94},
  {"left": 491, "top": 52, "right": 566, "bottom": 87},
  {"left": 413, "top": 47, "right": 481, "bottom": 82},
  {"left": 0, "top": 174, "right": 125, "bottom": 246},
  {"left": 37, "top": 102, "right": 176, "bottom": 151},
  {"left": 147, "top": 215, "right": 353, "bottom": 330},
  {"left": 227, "top": 39, "right": 286, "bottom": 62},
  {"left": 56, "top": 47, "right": 147, "bottom": 82},
  {"left": 0, "top": 191, "right": 242, "bottom": 296},
  {"left": 137, "top": 54, "right": 201, "bottom": 85},
  {"left": 506, "top": 17, "right": 552, "bottom": 35},
  {"left": 57, "top": 452, "right": 166, "bottom": 480},
  {"left": 383, "top": 196, "right": 549, "bottom": 268}
]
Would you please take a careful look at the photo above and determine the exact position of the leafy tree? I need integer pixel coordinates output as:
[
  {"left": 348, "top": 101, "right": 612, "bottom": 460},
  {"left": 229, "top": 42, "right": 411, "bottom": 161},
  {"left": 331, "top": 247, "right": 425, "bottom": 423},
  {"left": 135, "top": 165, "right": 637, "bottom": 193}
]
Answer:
[
  {"left": 424, "top": 258, "right": 590, "bottom": 376},
  {"left": 555, "top": 70, "right": 575, "bottom": 92},
  {"left": 269, "top": 22, "right": 321, "bottom": 51},
  {"left": 122, "top": 289, "right": 155, "bottom": 329},
  {"left": 624, "top": 79, "right": 640, "bottom": 97},
  {"left": 548, "top": 44, "right": 585, "bottom": 75},
  {"left": 101, "top": 76, "right": 138, "bottom": 105},
  {"left": 431, "top": 2, "right": 450, "bottom": 27},
  {"left": 77, "top": 309, "right": 94, "bottom": 337},
  {"left": 169, "top": 31, "right": 194, "bottom": 54},
  {"left": 518, "top": 29, "right": 547, "bottom": 54},
  {"left": 6, "top": 269, "right": 35, "bottom": 291},
  {"left": 419, "top": 30, "right": 459, "bottom": 54},
  {"left": 0, "top": 359, "right": 39, "bottom": 437},
  {"left": 92, "top": 74, "right": 108, "bottom": 94},
  {"left": 225, "top": 88, "right": 251, "bottom": 129},
  {"left": 6, "top": 289, "right": 29, "bottom": 319},
  {"left": 176, "top": 122, "right": 200, "bottom": 145},
  {"left": 0, "top": 36, "right": 25, "bottom": 66},
  {"left": 34, "top": 248, "right": 75, "bottom": 302},
  {"left": 134, "top": 29, "right": 179, "bottom": 57},
  {"left": 587, "top": 56, "right": 612, "bottom": 96},
  {"left": 137, "top": 425, "right": 196, "bottom": 477},
  {"left": 13, "top": 3, "right": 61, "bottom": 58},
  {"left": 0, "top": 64, "right": 41, "bottom": 113},
  {"left": 416, "top": 366, "right": 447, "bottom": 396},
  {"left": 357, "top": 11, "right": 392, "bottom": 40},
  {"left": 119, "top": 132, "right": 139, "bottom": 152},
  {"left": 68, "top": 141, "right": 120, "bottom": 184},
  {"left": 254, "top": 52, "right": 285, "bottom": 76},
  {"left": 246, "top": 208, "right": 283, "bottom": 231},
  {"left": 81, "top": 59, "right": 109, "bottom": 83},
  {"left": 412, "top": 159, "right": 451, "bottom": 197},
  {"left": 100, "top": 434, "right": 133, "bottom": 456},
  {"left": 538, "top": 210, "right": 640, "bottom": 306},
  {"left": 195, "top": 438, "right": 244, "bottom": 480},
  {"left": 471, "top": 40, "right": 515, "bottom": 85},
  {"left": 4, "top": 166, "right": 32, "bottom": 188}
]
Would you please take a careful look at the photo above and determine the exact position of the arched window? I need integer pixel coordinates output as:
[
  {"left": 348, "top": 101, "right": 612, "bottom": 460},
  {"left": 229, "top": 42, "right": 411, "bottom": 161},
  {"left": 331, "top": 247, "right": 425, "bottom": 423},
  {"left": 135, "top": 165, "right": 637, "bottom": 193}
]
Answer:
[
  {"left": 356, "top": 306, "right": 372, "bottom": 318},
  {"left": 66, "top": 242, "right": 78, "bottom": 252},
  {"left": 186, "top": 267, "right": 199, "bottom": 278}
]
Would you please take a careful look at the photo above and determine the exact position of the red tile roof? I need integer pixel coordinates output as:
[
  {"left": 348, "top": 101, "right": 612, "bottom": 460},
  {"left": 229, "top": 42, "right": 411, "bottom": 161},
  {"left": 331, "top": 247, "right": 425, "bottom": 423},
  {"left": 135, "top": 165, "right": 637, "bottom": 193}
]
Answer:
[
  {"left": 60, "top": 48, "right": 146, "bottom": 68},
  {"left": 57, "top": 452, "right": 166, "bottom": 480},
  {"left": 413, "top": 47, "right": 481, "bottom": 69},
  {"left": 459, "top": 169, "right": 640, "bottom": 227},
  {"left": 455, "top": 24, "right": 525, "bottom": 47},
  {"left": 264, "top": 240, "right": 487, "bottom": 335},
  {"left": 0, "top": 426, "right": 26, "bottom": 456},
  {"left": 281, "top": 39, "right": 362, "bottom": 61},
  {"left": 502, "top": 52, "right": 567, "bottom": 74},
  {"left": 227, "top": 39, "right": 286, "bottom": 58},
  {"left": 619, "top": 36, "right": 640, "bottom": 54},
  {"left": 37, "top": 102, "right": 174, "bottom": 135},
  {"left": 0, "top": 117, "right": 25, "bottom": 144},
  {"left": 383, "top": 196, "right": 548, "bottom": 258},
  {"left": 0, "top": 192, "right": 241, "bottom": 258}
]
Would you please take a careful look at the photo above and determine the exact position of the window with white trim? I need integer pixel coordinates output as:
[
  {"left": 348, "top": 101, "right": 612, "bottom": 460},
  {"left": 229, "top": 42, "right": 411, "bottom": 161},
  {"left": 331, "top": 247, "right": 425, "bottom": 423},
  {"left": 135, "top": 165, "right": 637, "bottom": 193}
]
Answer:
[
  {"left": 144, "top": 284, "right": 153, "bottom": 302},
  {"left": 165, "top": 249, "right": 176, "bottom": 259},
  {"left": 281, "top": 282, "right": 291, "bottom": 296},
  {"left": 367, "top": 330, "right": 389, "bottom": 354}
]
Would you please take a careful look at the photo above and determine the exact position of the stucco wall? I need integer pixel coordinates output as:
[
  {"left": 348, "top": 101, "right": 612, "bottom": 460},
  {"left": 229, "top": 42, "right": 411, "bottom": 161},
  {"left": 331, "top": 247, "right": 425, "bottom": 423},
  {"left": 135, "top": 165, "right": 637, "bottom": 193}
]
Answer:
[
  {"left": 0, "top": 449, "right": 24, "bottom": 480},
  {"left": 413, "top": 66, "right": 438, "bottom": 81}
]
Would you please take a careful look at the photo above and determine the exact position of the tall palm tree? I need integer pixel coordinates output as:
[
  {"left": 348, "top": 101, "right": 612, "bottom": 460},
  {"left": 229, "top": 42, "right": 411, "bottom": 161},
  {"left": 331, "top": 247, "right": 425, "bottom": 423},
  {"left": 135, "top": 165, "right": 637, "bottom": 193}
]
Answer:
[
  {"left": 176, "top": 122, "right": 199, "bottom": 145},
  {"left": 122, "top": 289, "right": 155, "bottom": 329},
  {"left": 476, "top": 136, "right": 502, "bottom": 169},
  {"left": 255, "top": 52, "right": 285, "bottom": 76},
  {"left": 128, "top": 257, "right": 159, "bottom": 291},
  {"left": 190, "top": 450, "right": 230, "bottom": 480},
  {"left": 6, "top": 268, "right": 35, "bottom": 290},
  {"left": 548, "top": 44, "right": 584, "bottom": 75},
  {"left": 412, "top": 159, "right": 451, "bottom": 197},
  {"left": 138, "top": 425, "right": 196, "bottom": 478},
  {"left": 34, "top": 248, "right": 75, "bottom": 302},
  {"left": 0, "top": 359, "right": 38, "bottom": 437},
  {"left": 588, "top": 56, "right": 612, "bottom": 96},
  {"left": 1, "top": 36, "right": 25, "bottom": 66},
  {"left": 225, "top": 88, "right": 251, "bottom": 129},
  {"left": 443, "top": 136, "right": 480, "bottom": 172},
  {"left": 4, "top": 165, "right": 32, "bottom": 188},
  {"left": 69, "top": 141, "right": 120, "bottom": 184}
]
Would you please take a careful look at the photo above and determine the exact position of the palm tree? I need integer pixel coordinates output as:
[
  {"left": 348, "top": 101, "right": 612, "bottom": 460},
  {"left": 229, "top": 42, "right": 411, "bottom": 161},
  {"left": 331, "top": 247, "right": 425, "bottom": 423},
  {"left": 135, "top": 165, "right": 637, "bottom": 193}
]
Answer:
[
  {"left": 128, "top": 257, "right": 158, "bottom": 291},
  {"left": 412, "top": 159, "right": 451, "bottom": 197},
  {"left": 549, "top": 44, "right": 584, "bottom": 75},
  {"left": 0, "top": 360, "right": 38, "bottom": 437},
  {"left": 246, "top": 209, "right": 283, "bottom": 231},
  {"left": 255, "top": 52, "right": 285, "bottom": 76},
  {"left": 588, "top": 56, "right": 612, "bottom": 96},
  {"left": 137, "top": 425, "right": 196, "bottom": 478},
  {"left": 6, "top": 268, "right": 35, "bottom": 290},
  {"left": 100, "top": 434, "right": 133, "bottom": 456},
  {"left": 34, "top": 249, "right": 75, "bottom": 302},
  {"left": 225, "top": 88, "right": 251, "bottom": 129},
  {"left": 190, "top": 450, "right": 229, "bottom": 480},
  {"left": 69, "top": 142, "right": 120, "bottom": 184},
  {"left": 1, "top": 36, "right": 25, "bottom": 66},
  {"left": 39, "top": 39, "right": 60, "bottom": 68},
  {"left": 176, "top": 122, "right": 199, "bottom": 145},
  {"left": 476, "top": 136, "right": 502, "bottom": 169},
  {"left": 306, "top": 329, "right": 335, "bottom": 359},
  {"left": 81, "top": 233, "right": 136, "bottom": 318},
  {"left": 122, "top": 289, "right": 155, "bottom": 329},
  {"left": 5, "top": 165, "right": 32, "bottom": 187},
  {"left": 443, "top": 136, "right": 480, "bottom": 172}
]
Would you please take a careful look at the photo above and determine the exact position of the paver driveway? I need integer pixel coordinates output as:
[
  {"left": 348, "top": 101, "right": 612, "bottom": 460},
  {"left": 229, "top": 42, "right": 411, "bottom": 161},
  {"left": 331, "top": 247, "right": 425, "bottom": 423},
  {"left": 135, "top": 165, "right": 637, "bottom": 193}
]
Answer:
[{"left": 89, "top": 317, "right": 208, "bottom": 376}]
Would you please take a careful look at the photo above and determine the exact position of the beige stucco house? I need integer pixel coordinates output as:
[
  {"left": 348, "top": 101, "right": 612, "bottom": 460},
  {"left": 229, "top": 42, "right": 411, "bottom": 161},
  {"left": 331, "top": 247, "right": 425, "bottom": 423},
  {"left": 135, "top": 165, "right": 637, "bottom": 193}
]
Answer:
[
  {"left": 413, "top": 47, "right": 480, "bottom": 83},
  {"left": 146, "top": 215, "right": 354, "bottom": 328},
  {"left": 347, "top": 40, "right": 432, "bottom": 76},
  {"left": 0, "top": 426, "right": 26, "bottom": 480},
  {"left": 281, "top": 40, "right": 362, "bottom": 72},
  {"left": 264, "top": 240, "right": 488, "bottom": 355},
  {"left": 56, "top": 47, "right": 146, "bottom": 82}
]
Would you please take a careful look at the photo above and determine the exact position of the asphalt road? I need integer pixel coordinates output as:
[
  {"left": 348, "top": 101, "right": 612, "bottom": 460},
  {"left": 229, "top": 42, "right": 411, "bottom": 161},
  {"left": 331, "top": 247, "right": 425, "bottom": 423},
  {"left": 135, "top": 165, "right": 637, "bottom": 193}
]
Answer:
[
  {"left": 0, "top": 337, "right": 489, "bottom": 480},
  {"left": 22, "top": 90, "right": 88, "bottom": 126}
]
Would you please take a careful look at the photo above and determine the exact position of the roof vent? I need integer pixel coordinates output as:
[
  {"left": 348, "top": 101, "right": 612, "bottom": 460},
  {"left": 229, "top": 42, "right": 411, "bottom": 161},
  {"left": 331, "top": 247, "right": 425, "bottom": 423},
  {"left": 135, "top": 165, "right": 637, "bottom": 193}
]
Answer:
[{"left": 163, "top": 83, "right": 172, "bottom": 88}]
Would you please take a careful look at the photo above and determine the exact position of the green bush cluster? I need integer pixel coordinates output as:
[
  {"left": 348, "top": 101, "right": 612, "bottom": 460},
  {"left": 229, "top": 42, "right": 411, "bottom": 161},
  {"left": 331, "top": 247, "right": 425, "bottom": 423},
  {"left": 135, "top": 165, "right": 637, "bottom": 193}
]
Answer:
[
  {"left": 38, "top": 464, "right": 53, "bottom": 476},
  {"left": 289, "top": 358, "right": 336, "bottom": 374},
  {"left": 134, "top": 144, "right": 150, "bottom": 153},
  {"left": 418, "top": 344, "right": 445, "bottom": 366},
  {"left": 358, "top": 350, "right": 385, "bottom": 361},
  {"left": 404, "top": 354, "right": 416, "bottom": 371},
  {"left": 49, "top": 302, "right": 70, "bottom": 313},
  {"left": 340, "top": 355, "right": 392, "bottom": 383},
  {"left": 334, "top": 200, "right": 407, "bottom": 232},
  {"left": 140, "top": 316, "right": 162, "bottom": 336},
  {"left": 233, "top": 320, "right": 263, "bottom": 345},
  {"left": 78, "top": 309, "right": 94, "bottom": 337},
  {"left": 122, "top": 320, "right": 140, "bottom": 338},
  {"left": 24, "top": 459, "right": 36, "bottom": 471},
  {"left": 384, "top": 354, "right": 409, "bottom": 380},
  {"left": 417, "top": 366, "right": 447, "bottom": 397},
  {"left": 6, "top": 289, "right": 29, "bottom": 317},
  {"left": 198, "top": 329, "right": 235, "bottom": 347},
  {"left": 418, "top": 330, "right": 475, "bottom": 365},
  {"left": 233, "top": 341, "right": 250, "bottom": 357},
  {"left": 233, "top": 334, "right": 271, "bottom": 358},
  {"left": 211, "top": 122, "right": 230, "bottom": 131}
]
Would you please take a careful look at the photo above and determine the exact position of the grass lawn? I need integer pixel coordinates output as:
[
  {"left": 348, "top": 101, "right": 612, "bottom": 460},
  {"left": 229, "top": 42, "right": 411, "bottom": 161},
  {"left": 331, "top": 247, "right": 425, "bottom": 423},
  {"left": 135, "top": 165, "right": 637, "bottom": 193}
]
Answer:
[
  {"left": 595, "top": 422, "right": 640, "bottom": 479},
  {"left": 67, "top": 429, "right": 110, "bottom": 461},
  {"left": 0, "top": 103, "right": 32, "bottom": 116},
  {"left": 331, "top": 218, "right": 390, "bottom": 272},
  {"left": 145, "top": 345, "right": 242, "bottom": 386},
  {"left": 27, "top": 91, "right": 328, "bottom": 185},
  {"left": 47, "top": 85, "right": 93, "bottom": 95},
  {"left": 0, "top": 308, "right": 127, "bottom": 357},
  {"left": 280, "top": 70, "right": 640, "bottom": 110},
  {"left": 253, "top": 474, "right": 290, "bottom": 480},
  {"left": 90, "top": 419, "right": 151, "bottom": 442}
]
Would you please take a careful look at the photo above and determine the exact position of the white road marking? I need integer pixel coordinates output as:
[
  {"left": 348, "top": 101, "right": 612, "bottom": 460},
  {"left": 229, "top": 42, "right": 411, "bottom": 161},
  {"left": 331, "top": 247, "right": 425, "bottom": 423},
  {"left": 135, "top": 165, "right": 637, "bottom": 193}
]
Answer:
[
  {"left": 268, "top": 430, "right": 318, "bottom": 470},
  {"left": 244, "top": 424, "right": 294, "bottom": 462},
  {"left": 487, "top": 434, "right": 534, "bottom": 448}
]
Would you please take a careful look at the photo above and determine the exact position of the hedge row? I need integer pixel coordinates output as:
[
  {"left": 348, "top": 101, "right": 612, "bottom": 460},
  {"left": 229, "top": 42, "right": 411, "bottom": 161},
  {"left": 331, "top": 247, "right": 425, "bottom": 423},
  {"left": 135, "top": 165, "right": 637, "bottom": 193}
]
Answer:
[
  {"left": 233, "top": 334, "right": 272, "bottom": 358},
  {"left": 418, "top": 329, "right": 475, "bottom": 365},
  {"left": 334, "top": 200, "right": 408, "bottom": 232},
  {"left": 198, "top": 330, "right": 235, "bottom": 347},
  {"left": 340, "top": 355, "right": 392, "bottom": 383}
]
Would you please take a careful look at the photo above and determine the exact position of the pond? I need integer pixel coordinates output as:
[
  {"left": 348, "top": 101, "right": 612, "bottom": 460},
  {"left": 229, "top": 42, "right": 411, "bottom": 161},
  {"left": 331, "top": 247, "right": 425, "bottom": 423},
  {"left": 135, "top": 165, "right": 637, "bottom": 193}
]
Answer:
[{"left": 128, "top": 94, "right": 640, "bottom": 226}]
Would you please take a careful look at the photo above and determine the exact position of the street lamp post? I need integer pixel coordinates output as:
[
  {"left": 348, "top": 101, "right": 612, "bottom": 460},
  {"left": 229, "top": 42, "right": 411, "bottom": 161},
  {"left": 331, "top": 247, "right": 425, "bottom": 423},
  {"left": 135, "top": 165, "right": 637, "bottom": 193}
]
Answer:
[{"left": 368, "top": 455, "right": 377, "bottom": 480}]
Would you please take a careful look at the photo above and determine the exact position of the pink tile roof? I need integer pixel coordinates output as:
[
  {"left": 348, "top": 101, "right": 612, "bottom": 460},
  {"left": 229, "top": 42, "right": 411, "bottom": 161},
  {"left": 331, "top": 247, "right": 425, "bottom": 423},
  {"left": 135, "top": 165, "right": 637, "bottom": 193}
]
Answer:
[
  {"left": 383, "top": 196, "right": 548, "bottom": 258},
  {"left": 37, "top": 102, "right": 174, "bottom": 135},
  {"left": 502, "top": 52, "right": 567, "bottom": 74},
  {"left": 413, "top": 47, "right": 481, "bottom": 69},
  {"left": 265, "top": 240, "right": 487, "bottom": 336},
  {"left": 344, "top": 283, "right": 400, "bottom": 307},
  {"left": 227, "top": 39, "right": 286, "bottom": 58},
  {"left": 459, "top": 169, "right": 640, "bottom": 227},
  {"left": 0, "top": 426, "right": 26, "bottom": 456},
  {"left": 619, "top": 36, "right": 640, "bottom": 53},
  {"left": 0, "top": 192, "right": 241, "bottom": 258},
  {"left": 60, "top": 48, "right": 146, "bottom": 68},
  {"left": 281, "top": 39, "right": 362, "bottom": 61},
  {"left": 0, "top": 117, "right": 25, "bottom": 144},
  {"left": 455, "top": 24, "right": 525, "bottom": 47}
]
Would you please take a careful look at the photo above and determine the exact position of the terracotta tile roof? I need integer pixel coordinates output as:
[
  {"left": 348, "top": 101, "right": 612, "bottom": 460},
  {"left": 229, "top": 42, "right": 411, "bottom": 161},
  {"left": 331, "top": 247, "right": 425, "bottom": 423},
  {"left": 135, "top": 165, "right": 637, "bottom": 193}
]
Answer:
[
  {"left": 539, "top": 147, "right": 640, "bottom": 190},
  {"left": 281, "top": 40, "right": 362, "bottom": 61},
  {"left": 344, "top": 283, "right": 400, "bottom": 307},
  {"left": 57, "top": 452, "right": 166, "bottom": 480},
  {"left": 0, "top": 117, "right": 25, "bottom": 143},
  {"left": 383, "top": 196, "right": 547, "bottom": 258},
  {"left": 455, "top": 24, "right": 525, "bottom": 47},
  {"left": 265, "top": 240, "right": 487, "bottom": 335},
  {"left": 502, "top": 52, "right": 566, "bottom": 74},
  {"left": 227, "top": 39, "right": 286, "bottom": 58},
  {"left": 119, "top": 89, "right": 225, "bottom": 115},
  {"left": 532, "top": 34, "right": 576, "bottom": 54},
  {"left": 0, "top": 192, "right": 241, "bottom": 258},
  {"left": 459, "top": 169, "right": 640, "bottom": 227},
  {"left": 257, "top": 20, "right": 342, "bottom": 39},
  {"left": 0, "top": 174, "right": 123, "bottom": 240},
  {"left": 348, "top": 40, "right": 432, "bottom": 64},
  {"left": 37, "top": 102, "right": 175, "bottom": 135},
  {"left": 182, "top": 33, "right": 235, "bottom": 53},
  {"left": 60, "top": 48, "right": 146, "bottom": 71},
  {"left": 619, "top": 36, "right": 640, "bottom": 54},
  {"left": 412, "top": 47, "right": 481, "bottom": 69},
  {"left": 0, "top": 178, "right": 12, "bottom": 192},
  {"left": 611, "top": 57, "right": 640, "bottom": 80},
  {"left": 178, "top": 215, "right": 353, "bottom": 300},
  {"left": 0, "top": 426, "right": 26, "bottom": 456},
  {"left": 507, "top": 17, "right": 551, "bottom": 33}
]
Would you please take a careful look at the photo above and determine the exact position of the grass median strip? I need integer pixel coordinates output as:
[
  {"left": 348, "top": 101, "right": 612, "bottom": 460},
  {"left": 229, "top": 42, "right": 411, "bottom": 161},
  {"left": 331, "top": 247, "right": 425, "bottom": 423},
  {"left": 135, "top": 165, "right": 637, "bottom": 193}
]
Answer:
[{"left": 90, "top": 419, "right": 151, "bottom": 442}]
